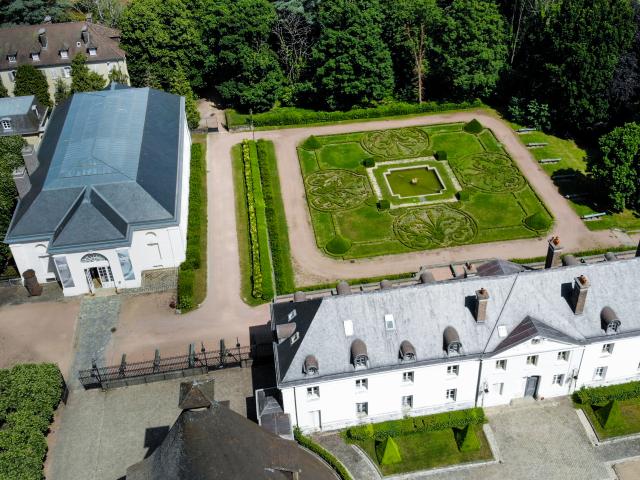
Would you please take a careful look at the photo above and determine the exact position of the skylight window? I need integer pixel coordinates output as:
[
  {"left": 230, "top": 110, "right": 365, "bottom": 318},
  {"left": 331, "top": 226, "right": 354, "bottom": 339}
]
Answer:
[
  {"left": 343, "top": 320, "right": 354, "bottom": 337},
  {"left": 287, "top": 309, "right": 297, "bottom": 322},
  {"left": 384, "top": 314, "right": 395, "bottom": 330},
  {"left": 497, "top": 325, "right": 508, "bottom": 338}
]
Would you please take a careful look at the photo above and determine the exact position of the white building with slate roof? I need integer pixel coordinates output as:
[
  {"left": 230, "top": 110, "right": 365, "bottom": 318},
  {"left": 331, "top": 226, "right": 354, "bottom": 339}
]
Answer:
[
  {"left": 4, "top": 85, "right": 190, "bottom": 296},
  {"left": 271, "top": 252, "right": 640, "bottom": 432}
]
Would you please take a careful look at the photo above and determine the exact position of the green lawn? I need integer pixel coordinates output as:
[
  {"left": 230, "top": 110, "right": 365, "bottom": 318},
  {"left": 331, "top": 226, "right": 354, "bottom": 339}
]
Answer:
[
  {"left": 509, "top": 122, "right": 640, "bottom": 232},
  {"left": 355, "top": 426, "right": 492, "bottom": 475},
  {"left": 579, "top": 399, "right": 640, "bottom": 439},
  {"left": 298, "top": 123, "right": 553, "bottom": 259}
]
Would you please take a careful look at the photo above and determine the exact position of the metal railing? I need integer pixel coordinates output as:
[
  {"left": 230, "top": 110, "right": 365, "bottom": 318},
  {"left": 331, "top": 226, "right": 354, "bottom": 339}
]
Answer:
[{"left": 78, "top": 343, "right": 254, "bottom": 390}]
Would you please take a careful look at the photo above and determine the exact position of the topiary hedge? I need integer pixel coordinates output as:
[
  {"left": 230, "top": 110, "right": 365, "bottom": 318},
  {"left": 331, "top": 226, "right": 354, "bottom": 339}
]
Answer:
[
  {"left": 456, "top": 190, "right": 470, "bottom": 201},
  {"left": 524, "top": 212, "right": 552, "bottom": 231},
  {"left": 363, "top": 157, "right": 375, "bottom": 168},
  {"left": 463, "top": 119, "right": 483, "bottom": 134},
  {"left": 326, "top": 235, "right": 352, "bottom": 255},
  {"left": 294, "top": 427, "right": 353, "bottom": 480},
  {"left": 377, "top": 199, "right": 390, "bottom": 210},
  {"left": 454, "top": 425, "right": 481, "bottom": 452},
  {"left": 435, "top": 150, "right": 448, "bottom": 161},
  {"left": 375, "top": 436, "right": 402, "bottom": 465},
  {"left": 0, "top": 363, "right": 63, "bottom": 480},
  {"left": 595, "top": 400, "right": 625, "bottom": 430},
  {"left": 345, "top": 407, "right": 486, "bottom": 441},
  {"left": 574, "top": 381, "right": 640, "bottom": 406},
  {"left": 301, "top": 135, "right": 322, "bottom": 150}
]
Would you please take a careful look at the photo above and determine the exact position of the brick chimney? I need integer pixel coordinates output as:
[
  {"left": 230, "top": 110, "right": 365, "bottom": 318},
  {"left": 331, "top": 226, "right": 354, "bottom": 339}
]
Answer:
[
  {"left": 571, "top": 275, "right": 590, "bottom": 315},
  {"left": 81, "top": 25, "right": 89, "bottom": 44},
  {"left": 21, "top": 145, "right": 39, "bottom": 175},
  {"left": 545, "top": 236, "right": 563, "bottom": 269},
  {"left": 38, "top": 28, "right": 47, "bottom": 49},
  {"left": 13, "top": 166, "right": 31, "bottom": 198},
  {"left": 474, "top": 288, "right": 489, "bottom": 323}
]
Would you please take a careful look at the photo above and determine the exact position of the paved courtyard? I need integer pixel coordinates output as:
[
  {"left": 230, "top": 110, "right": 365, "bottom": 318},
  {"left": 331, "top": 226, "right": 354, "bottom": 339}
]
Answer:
[
  {"left": 46, "top": 364, "right": 274, "bottom": 480},
  {"left": 317, "top": 397, "right": 640, "bottom": 480}
]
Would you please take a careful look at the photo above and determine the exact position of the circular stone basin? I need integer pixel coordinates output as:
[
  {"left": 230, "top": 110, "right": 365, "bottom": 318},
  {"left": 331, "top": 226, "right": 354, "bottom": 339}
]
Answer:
[{"left": 385, "top": 167, "right": 444, "bottom": 197}]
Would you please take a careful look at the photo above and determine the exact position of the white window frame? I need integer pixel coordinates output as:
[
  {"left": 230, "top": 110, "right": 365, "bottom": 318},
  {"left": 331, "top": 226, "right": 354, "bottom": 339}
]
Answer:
[
  {"left": 88, "top": 47, "right": 97, "bottom": 56},
  {"left": 552, "top": 374, "right": 564, "bottom": 385},
  {"left": 602, "top": 343, "right": 614, "bottom": 355},
  {"left": 60, "top": 49, "right": 69, "bottom": 59},
  {"left": 402, "top": 371, "right": 414, "bottom": 383},
  {"left": 593, "top": 366, "right": 607, "bottom": 381},
  {"left": 446, "top": 388, "right": 457, "bottom": 402},
  {"left": 62, "top": 66, "right": 71, "bottom": 78},
  {"left": 7, "top": 55, "right": 16, "bottom": 63},
  {"left": 493, "top": 382, "right": 504, "bottom": 395},
  {"left": 31, "top": 52, "right": 40, "bottom": 61},
  {"left": 356, "top": 402, "right": 368, "bottom": 416},
  {"left": 306, "top": 386, "right": 319, "bottom": 399},
  {"left": 9, "top": 70, "right": 17, "bottom": 82},
  {"left": 355, "top": 378, "right": 368, "bottom": 391},
  {"left": 557, "top": 351, "right": 570, "bottom": 362},
  {"left": 526, "top": 355, "right": 538, "bottom": 366},
  {"left": 401, "top": 395, "right": 413, "bottom": 409},
  {"left": 495, "top": 359, "right": 507, "bottom": 370},
  {"left": 447, "top": 365, "right": 459, "bottom": 376},
  {"left": 1, "top": 119, "right": 12, "bottom": 131}
]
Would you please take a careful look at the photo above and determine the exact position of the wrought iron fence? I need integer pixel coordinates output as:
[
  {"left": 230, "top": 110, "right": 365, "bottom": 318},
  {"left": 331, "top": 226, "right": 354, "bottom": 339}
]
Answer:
[{"left": 78, "top": 343, "right": 254, "bottom": 390}]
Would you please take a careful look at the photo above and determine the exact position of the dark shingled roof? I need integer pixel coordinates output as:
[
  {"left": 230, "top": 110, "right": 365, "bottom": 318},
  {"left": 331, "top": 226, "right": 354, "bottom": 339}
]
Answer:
[
  {"left": 5, "top": 86, "right": 186, "bottom": 253},
  {"left": 477, "top": 259, "right": 525, "bottom": 277},
  {"left": 494, "top": 316, "right": 576, "bottom": 353},
  {"left": 125, "top": 385, "right": 335, "bottom": 480},
  {"left": 0, "top": 21, "right": 125, "bottom": 71}
]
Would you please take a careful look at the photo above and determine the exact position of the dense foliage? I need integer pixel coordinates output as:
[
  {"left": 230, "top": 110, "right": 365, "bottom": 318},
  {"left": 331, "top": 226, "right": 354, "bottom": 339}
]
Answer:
[
  {"left": 0, "top": 0, "right": 71, "bottom": 27},
  {"left": 13, "top": 65, "right": 52, "bottom": 107},
  {"left": 574, "top": 380, "right": 640, "bottom": 406},
  {"left": 169, "top": 67, "right": 200, "bottom": 130},
  {"left": 293, "top": 426, "right": 353, "bottom": 480},
  {"left": 0, "top": 363, "right": 63, "bottom": 480},
  {"left": 0, "top": 136, "right": 27, "bottom": 273},
  {"left": 70, "top": 54, "right": 106, "bottom": 93}
]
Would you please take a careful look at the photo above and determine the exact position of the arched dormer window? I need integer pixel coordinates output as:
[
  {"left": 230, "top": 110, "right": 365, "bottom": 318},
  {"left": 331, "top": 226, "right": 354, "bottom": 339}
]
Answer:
[
  {"left": 351, "top": 339, "right": 368, "bottom": 369},
  {"left": 444, "top": 326, "right": 462, "bottom": 355},
  {"left": 399, "top": 340, "right": 416, "bottom": 362},
  {"left": 81, "top": 253, "right": 108, "bottom": 263},
  {"left": 601, "top": 306, "right": 621, "bottom": 334},
  {"left": 304, "top": 355, "right": 318, "bottom": 375}
]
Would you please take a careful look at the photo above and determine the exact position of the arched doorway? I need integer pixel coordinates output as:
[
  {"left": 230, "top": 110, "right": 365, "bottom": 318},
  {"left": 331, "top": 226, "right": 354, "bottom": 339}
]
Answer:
[{"left": 81, "top": 253, "right": 115, "bottom": 291}]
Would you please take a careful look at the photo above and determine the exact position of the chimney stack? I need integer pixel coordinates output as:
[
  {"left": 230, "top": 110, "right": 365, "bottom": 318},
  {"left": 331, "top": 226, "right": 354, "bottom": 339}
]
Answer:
[
  {"left": 545, "top": 236, "right": 563, "bottom": 269},
  {"left": 21, "top": 145, "right": 39, "bottom": 175},
  {"left": 474, "top": 288, "right": 489, "bottom": 323},
  {"left": 38, "top": 28, "right": 47, "bottom": 49},
  {"left": 571, "top": 275, "right": 590, "bottom": 315},
  {"left": 81, "top": 25, "right": 89, "bottom": 45},
  {"left": 13, "top": 166, "right": 31, "bottom": 198}
]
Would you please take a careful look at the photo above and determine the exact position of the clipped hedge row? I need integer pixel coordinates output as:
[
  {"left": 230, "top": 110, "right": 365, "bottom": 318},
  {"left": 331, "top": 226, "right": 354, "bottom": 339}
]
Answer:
[
  {"left": 177, "top": 143, "right": 207, "bottom": 311},
  {"left": 346, "top": 408, "right": 486, "bottom": 441},
  {"left": 0, "top": 363, "right": 63, "bottom": 480},
  {"left": 293, "top": 427, "right": 353, "bottom": 480},
  {"left": 227, "top": 100, "right": 484, "bottom": 129},
  {"left": 255, "top": 140, "right": 295, "bottom": 294},
  {"left": 574, "top": 381, "right": 640, "bottom": 406}
]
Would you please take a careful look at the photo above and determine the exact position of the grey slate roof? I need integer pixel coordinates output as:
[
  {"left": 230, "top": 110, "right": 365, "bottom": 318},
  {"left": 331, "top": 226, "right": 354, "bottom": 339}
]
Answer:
[
  {"left": 0, "top": 95, "right": 47, "bottom": 136},
  {"left": 274, "top": 257, "right": 640, "bottom": 387},
  {"left": 0, "top": 95, "right": 34, "bottom": 115},
  {"left": 493, "top": 316, "right": 577, "bottom": 353},
  {"left": 477, "top": 258, "right": 526, "bottom": 276},
  {"left": 5, "top": 86, "right": 185, "bottom": 253}
]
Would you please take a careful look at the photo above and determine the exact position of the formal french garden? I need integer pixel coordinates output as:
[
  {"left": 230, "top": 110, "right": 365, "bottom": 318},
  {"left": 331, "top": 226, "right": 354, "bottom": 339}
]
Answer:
[{"left": 298, "top": 120, "right": 553, "bottom": 259}]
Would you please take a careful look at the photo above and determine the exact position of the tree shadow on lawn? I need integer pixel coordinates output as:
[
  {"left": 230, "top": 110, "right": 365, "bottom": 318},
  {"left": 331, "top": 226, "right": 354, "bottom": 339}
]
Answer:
[{"left": 551, "top": 168, "right": 608, "bottom": 213}]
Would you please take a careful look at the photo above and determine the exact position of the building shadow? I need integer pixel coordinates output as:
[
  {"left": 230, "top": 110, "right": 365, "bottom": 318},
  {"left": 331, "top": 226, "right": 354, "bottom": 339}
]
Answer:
[
  {"left": 246, "top": 322, "right": 276, "bottom": 423},
  {"left": 143, "top": 426, "right": 170, "bottom": 458}
]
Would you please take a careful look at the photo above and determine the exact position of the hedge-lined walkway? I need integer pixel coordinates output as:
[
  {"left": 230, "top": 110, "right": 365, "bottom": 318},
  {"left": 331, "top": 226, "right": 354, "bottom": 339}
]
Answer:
[{"left": 312, "top": 431, "right": 380, "bottom": 479}]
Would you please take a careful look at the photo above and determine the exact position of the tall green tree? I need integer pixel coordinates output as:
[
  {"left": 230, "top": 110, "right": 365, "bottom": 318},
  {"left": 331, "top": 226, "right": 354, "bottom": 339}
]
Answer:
[
  {"left": 120, "top": 0, "right": 204, "bottom": 89},
  {"left": 200, "top": 0, "right": 284, "bottom": 112},
  {"left": 70, "top": 54, "right": 106, "bottom": 92},
  {"left": 108, "top": 67, "right": 129, "bottom": 85},
  {"left": 0, "top": 0, "right": 71, "bottom": 27},
  {"left": 524, "top": 0, "right": 635, "bottom": 131},
  {"left": 13, "top": 65, "right": 52, "bottom": 107},
  {"left": 0, "top": 136, "right": 27, "bottom": 273},
  {"left": 439, "top": 0, "right": 508, "bottom": 99},
  {"left": 53, "top": 78, "right": 71, "bottom": 104},
  {"left": 0, "top": 80, "right": 7, "bottom": 98},
  {"left": 590, "top": 122, "right": 640, "bottom": 211},
  {"left": 169, "top": 66, "right": 201, "bottom": 130},
  {"left": 380, "top": 0, "right": 442, "bottom": 103},
  {"left": 311, "top": 0, "right": 394, "bottom": 110}
]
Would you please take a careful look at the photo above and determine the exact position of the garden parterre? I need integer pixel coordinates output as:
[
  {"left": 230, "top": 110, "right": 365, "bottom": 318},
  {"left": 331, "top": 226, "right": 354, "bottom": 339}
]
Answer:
[{"left": 298, "top": 121, "right": 553, "bottom": 259}]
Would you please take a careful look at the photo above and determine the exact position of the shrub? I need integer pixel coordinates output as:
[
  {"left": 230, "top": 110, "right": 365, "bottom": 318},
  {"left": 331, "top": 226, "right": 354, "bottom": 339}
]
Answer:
[
  {"left": 301, "top": 135, "right": 322, "bottom": 150},
  {"left": 574, "top": 381, "right": 640, "bottom": 406},
  {"left": 457, "top": 190, "right": 470, "bottom": 201},
  {"left": 326, "top": 235, "right": 352, "bottom": 255},
  {"left": 524, "top": 212, "right": 552, "bottom": 231},
  {"left": 378, "top": 199, "right": 390, "bottom": 210},
  {"left": 454, "top": 425, "right": 481, "bottom": 452},
  {"left": 595, "top": 400, "right": 625, "bottom": 430},
  {"left": 363, "top": 157, "right": 375, "bottom": 167},
  {"left": 294, "top": 427, "right": 353, "bottom": 480},
  {"left": 177, "top": 267, "right": 195, "bottom": 311},
  {"left": 463, "top": 119, "right": 483, "bottom": 134},
  {"left": 375, "top": 436, "right": 402, "bottom": 465},
  {"left": 435, "top": 150, "right": 448, "bottom": 160}
]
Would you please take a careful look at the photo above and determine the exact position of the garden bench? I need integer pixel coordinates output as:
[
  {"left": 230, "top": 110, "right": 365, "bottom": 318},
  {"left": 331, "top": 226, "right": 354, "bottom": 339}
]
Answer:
[
  {"left": 538, "top": 158, "right": 561, "bottom": 164},
  {"left": 526, "top": 142, "right": 548, "bottom": 148},
  {"left": 565, "top": 193, "right": 588, "bottom": 200},
  {"left": 516, "top": 128, "right": 537, "bottom": 133},
  {"left": 582, "top": 212, "right": 607, "bottom": 220}
]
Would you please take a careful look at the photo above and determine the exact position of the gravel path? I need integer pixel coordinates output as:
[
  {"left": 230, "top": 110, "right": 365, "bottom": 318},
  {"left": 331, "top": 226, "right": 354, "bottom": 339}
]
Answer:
[{"left": 210, "top": 110, "right": 636, "bottom": 287}]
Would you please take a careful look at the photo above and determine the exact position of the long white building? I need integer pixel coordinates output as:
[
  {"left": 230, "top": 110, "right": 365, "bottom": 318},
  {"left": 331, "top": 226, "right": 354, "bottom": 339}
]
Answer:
[
  {"left": 4, "top": 85, "right": 190, "bottom": 296},
  {"left": 272, "top": 249, "right": 640, "bottom": 432}
]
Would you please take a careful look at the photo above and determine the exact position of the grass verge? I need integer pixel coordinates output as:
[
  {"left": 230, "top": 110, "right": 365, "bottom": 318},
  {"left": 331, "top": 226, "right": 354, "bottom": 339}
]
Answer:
[{"left": 177, "top": 135, "right": 207, "bottom": 312}]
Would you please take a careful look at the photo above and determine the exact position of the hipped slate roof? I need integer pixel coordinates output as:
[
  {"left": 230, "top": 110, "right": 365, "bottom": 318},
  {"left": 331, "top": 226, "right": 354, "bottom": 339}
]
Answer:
[
  {"left": 273, "top": 257, "right": 640, "bottom": 386},
  {"left": 0, "top": 95, "right": 35, "bottom": 115},
  {"left": 0, "top": 22, "right": 124, "bottom": 71},
  {"left": 5, "top": 86, "right": 186, "bottom": 253}
]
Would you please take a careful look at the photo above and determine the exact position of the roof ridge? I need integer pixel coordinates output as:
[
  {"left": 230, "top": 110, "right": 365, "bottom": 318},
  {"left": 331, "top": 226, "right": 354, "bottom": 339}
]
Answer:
[{"left": 482, "top": 273, "right": 521, "bottom": 354}]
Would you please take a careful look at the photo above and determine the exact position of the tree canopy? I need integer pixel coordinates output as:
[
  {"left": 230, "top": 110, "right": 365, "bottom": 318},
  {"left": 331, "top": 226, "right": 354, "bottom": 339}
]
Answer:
[
  {"left": 169, "top": 66, "right": 201, "bottom": 129},
  {"left": 70, "top": 54, "right": 106, "bottom": 92},
  {"left": 0, "top": 0, "right": 71, "bottom": 27},
  {"left": 0, "top": 136, "right": 27, "bottom": 273},
  {"left": 13, "top": 65, "right": 52, "bottom": 107}
]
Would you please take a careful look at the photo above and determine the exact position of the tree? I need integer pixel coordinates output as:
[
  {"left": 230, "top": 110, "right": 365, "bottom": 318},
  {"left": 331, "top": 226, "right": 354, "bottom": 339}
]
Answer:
[
  {"left": 201, "top": 0, "right": 284, "bottom": 112},
  {"left": 439, "top": 0, "right": 508, "bottom": 99},
  {"left": 169, "top": 67, "right": 200, "bottom": 130},
  {"left": 0, "top": 136, "right": 27, "bottom": 273},
  {"left": 590, "top": 122, "right": 640, "bottom": 212},
  {"left": 0, "top": 0, "right": 72, "bottom": 27},
  {"left": 381, "top": 0, "right": 442, "bottom": 103},
  {"left": 310, "top": 0, "right": 394, "bottom": 110},
  {"left": 0, "top": 80, "right": 7, "bottom": 98},
  {"left": 108, "top": 67, "right": 129, "bottom": 85},
  {"left": 13, "top": 65, "right": 52, "bottom": 107},
  {"left": 120, "top": 0, "right": 204, "bottom": 89},
  {"left": 53, "top": 78, "right": 71, "bottom": 104},
  {"left": 70, "top": 54, "right": 106, "bottom": 92},
  {"left": 72, "top": 0, "right": 124, "bottom": 28}
]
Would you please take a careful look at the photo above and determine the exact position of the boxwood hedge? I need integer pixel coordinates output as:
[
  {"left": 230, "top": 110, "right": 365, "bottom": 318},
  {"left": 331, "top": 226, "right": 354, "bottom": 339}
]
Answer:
[
  {"left": 294, "top": 427, "right": 353, "bottom": 480},
  {"left": 574, "top": 381, "right": 640, "bottom": 406}
]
